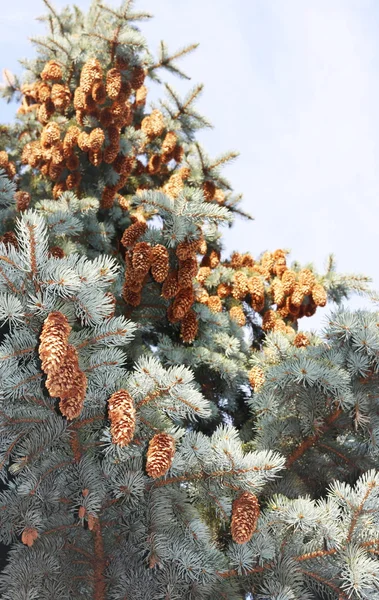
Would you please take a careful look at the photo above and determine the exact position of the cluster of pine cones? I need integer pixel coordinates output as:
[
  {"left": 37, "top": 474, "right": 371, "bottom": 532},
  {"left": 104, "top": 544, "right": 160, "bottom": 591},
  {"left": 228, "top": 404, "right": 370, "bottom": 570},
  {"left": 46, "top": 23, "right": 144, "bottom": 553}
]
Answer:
[{"left": 195, "top": 248, "right": 327, "bottom": 335}]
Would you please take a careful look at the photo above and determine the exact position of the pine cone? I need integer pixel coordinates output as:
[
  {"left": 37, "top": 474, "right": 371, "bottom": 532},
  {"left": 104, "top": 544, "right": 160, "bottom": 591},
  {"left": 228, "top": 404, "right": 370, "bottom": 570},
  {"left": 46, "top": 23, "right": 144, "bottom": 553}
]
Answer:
[
  {"left": 77, "top": 131, "right": 91, "bottom": 152},
  {"left": 114, "top": 154, "right": 134, "bottom": 175},
  {"left": 248, "top": 276, "right": 265, "bottom": 310},
  {"left": 122, "top": 285, "right": 142, "bottom": 307},
  {"left": 217, "top": 283, "right": 232, "bottom": 299},
  {"left": 176, "top": 239, "right": 199, "bottom": 260},
  {"left": 231, "top": 252, "right": 243, "bottom": 269},
  {"left": 1, "top": 232, "right": 18, "bottom": 248},
  {"left": 49, "top": 246, "right": 65, "bottom": 259},
  {"left": 121, "top": 221, "right": 147, "bottom": 247},
  {"left": 196, "top": 267, "right": 211, "bottom": 285},
  {"left": 108, "top": 389, "right": 136, "bottom": 447},
  {"left": 178, "top": 257, "right": 198, "bottom": 289},
  {"left": 162, "top": 172, "right": 184, "bottom": 199},
  {"left": 89, "top": 128, "right": 105, "bottom": 152},
  {"left": 80, "top": 58, "right": 102, "bottom": 93},
  {"left": 241, "top": 253, "right": 255, "bottom": 268},
  {"left": 21, "top": 527, "right": 39, "bottom": 547},
  {"left": 39, "top": 311, "right": 71, "bottom": 375},
  {"left": 291, "top": 284, "right": 304, "bottom": 308},
  {"left": 92, "top": 81, "right": 107, "bottom": 104},
  {"left": 272, "top": 279, "right": 285, "bottom": 307},
  {"left": 130, "top": 66, "right": 146, "bottom": 90},
  {"left": 147, "top": 154, "right": 161, "bottom": 175},
  {"left": 106, "top": 68, "right": 122, "bottom": 99},
  {"left": 103, "top": 144, "right": 119, "bottom": 164},
  {"left": 37, "top": 82, "right": 51, "bottom": 103},
  {"left": 41, "top": 60, "right": 62, "bottom": 81},
  {"left": 41, "top": 122, "right": 61, "bottom": 148},
  {"left": 135, "top": 85, "right": 147, "bottom": 106},
  {"left": 195, "top": 287, "right": 209, "bottom": 305},
  {"left": 141, "top": 109, "right": 165, "bottom": 138},
  {"left": 261, "top": 251, "right": 275, "bottom": 274},
  {"left": 293, "top": 332, "right": 310, "bottom": 348},
  {"left": 232, "top": 272, "right": 249, "bottom": 300},
  {"left": 161, "top": 131, "right": 177, "bottom": 157},
  {"left": 262, "top": 309, "right": 277, "bottom": 332},
  {"left": 14, "top": 190, "right": 30, "bottom": 212},
  {"left": 231, "top": 492, "right": 260, "bottom": 544},
  {"left": 51, "top": 83, "right": 71, "bottom": 111},
  {"left": 312, "top": 283, "right": 327, "bottom": 307},
  {"left": 202, "top": 180, "right": 216, "bottom": 201},
  {"left": 229, "top": 305, "right": 246, "bottom": 326},
  {"left": 146, "top": 433, "right": 176, "bottom": 478},
  {"left": 282, "top": 270, "right": 296, "bottom": 295},
  {"left": 180, "top": 309, "right": 198, "bottom": 343},
  {"left": 248, "top": 366, "right": 265, "bottom": 391},
  {"left": 37, "top": 99, "right": 55, "bottom": 124},
  {"left": 298, "top": 269, "right": 316, "bottom": 295},
  {"left": 132, "top": 242, "right": 151, "bottom": 276},
  {"left": 207, "top": 296, "right": 222, "bottom": 313},
  {"left": 161, "top": 270, "right": 179, "bottom": 299},
  {"left": 88, "top": 149, "right": 103, "bottom": 167},
  {"left": 172, "top": 287, "right": 194, "bottom": 319},
  {"left": 151, "top": 245, "right": 169, "bottom": 283}
]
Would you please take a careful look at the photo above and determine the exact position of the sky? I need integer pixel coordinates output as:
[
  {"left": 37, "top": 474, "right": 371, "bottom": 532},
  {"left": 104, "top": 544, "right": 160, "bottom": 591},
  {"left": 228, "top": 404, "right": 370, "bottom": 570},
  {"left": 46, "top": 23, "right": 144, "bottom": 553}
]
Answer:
[{"left": 0, "top": 0, "right": 378, "bottom": 332}]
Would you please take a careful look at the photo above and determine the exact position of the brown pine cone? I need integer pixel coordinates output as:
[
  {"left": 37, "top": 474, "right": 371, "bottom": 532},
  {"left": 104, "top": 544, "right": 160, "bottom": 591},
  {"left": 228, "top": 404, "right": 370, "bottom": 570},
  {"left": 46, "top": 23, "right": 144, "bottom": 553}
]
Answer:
[
  {"left": 146, "top": 433, "right": 176, "bottom": 478},
  {"left": 231, "top": 492, "right": 260, "bottom": 544},
  {"left": 108, "top": 389, "right": 136, "bottom": 447},
  {"left": 180, "top": 309, "right": 198, "bottom": 343}
]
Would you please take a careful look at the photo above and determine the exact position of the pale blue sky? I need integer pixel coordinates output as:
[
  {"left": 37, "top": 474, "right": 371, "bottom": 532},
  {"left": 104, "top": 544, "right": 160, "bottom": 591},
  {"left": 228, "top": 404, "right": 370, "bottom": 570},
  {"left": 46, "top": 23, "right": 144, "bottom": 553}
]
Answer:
[{"left": 1, "top": 0, "right": 378, "bottom": 332}]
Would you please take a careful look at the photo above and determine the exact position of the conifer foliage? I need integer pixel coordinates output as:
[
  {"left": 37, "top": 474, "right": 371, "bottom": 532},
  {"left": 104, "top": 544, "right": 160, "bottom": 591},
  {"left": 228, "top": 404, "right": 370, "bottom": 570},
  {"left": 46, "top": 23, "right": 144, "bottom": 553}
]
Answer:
[{"left": 0, "top": 1, "right": 378, "bottom": 599}]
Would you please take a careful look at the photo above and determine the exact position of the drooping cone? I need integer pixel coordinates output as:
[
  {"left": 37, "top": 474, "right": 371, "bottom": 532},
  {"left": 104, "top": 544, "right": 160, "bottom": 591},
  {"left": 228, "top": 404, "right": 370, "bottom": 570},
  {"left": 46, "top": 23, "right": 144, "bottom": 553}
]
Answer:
[
  {"left": 151, "top": 245, "right": 169, "bottom": 283},
  {"left": 39, "top": 311, "right": 71, "bottom": 375},
  {"left": 231, "top": 492, "right": 260, "bottom": 544},
  {"left": 229, "top": 305, "right": 246, "bottom": 326},
  {"left": 121, "top": 221, "right": 147, "bottom": 247},
  {"left": 146, "top": 433, "right": 176, "bottom": 479},
  {"left": 298, "top": 269, "right": 316, "bottom": 295},
  {"left": 132, "top": 242, "right": 151, "bottom": 277},
  {"left": 232, "top": 272, "right": 249, "bottom": 300},
  {"left": 21, "top": 527, "right": 39, "bottom": 547},
  {"left": 293, "top": 332, "right": 310, "bottom": 348},
  {"left": 172, "top": 287, "right": 194, "bottom": 319},
  {"left": 41, "top": 60, "right": 62, "bottom": 81},
  {"left": 312, "top": 283, "right": 327, "bottom": 307},
  {"left": 108, "top": 390, "right": 136, "bottom": 447},
  {"left": 180, "top": 309, "right": 198, "bottom": 343},
  {"left": 46, "top": 345, "right": 87, "bottom": 420},
  {"left": 281, "top": 269, "right": 296, "bottom": 295},
  {"left": 176, "top": 239, "right": 199, "bottom": 261},
  {"left": 248, "top": 366, "right": 265, "bottom": 392}
]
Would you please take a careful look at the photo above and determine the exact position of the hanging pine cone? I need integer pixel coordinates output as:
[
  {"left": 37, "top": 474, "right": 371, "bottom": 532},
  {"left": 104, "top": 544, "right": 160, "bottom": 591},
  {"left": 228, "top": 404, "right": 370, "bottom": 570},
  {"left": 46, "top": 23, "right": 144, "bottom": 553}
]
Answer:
[
  {"left": 248, "top": 366, "right": 265, "bottom": 391},
  {"left": 298, "top": 269, "right": 316, "bottom": 295},
  {"left": 135, "top": 84, "right": 148, "bottom": 106},
  {"left": 130, "top": 66, "right": 146, "bottom": 90},
  {"left": 217, "top": 283, "right": 232, "bottom": 299},
  {"left": 14, "top": 190, "right": 30, "bottom": 212},
  {"left": 229, "top": 306, "right": 246, "bottom": 326},
  {"left": 146, "top": 433, "right": 176, "bottom": 478},
  {"left": 161, "top": 131, "right": 177, "bottom": 157},
  {"left": 195, "top": 287, "right": 209, "bottom": 305},
  {"left": 49, "top": 246, "right": 65, "bottom": 259},
  {"left": 178, "top": 257, "right": 198, "bottom": 289},
  {"left": 196, "top": 267, "right": 211, "bottom": 285},
  {"left": 248, "top": 276, "right": 265, "bottom": 311},
  {"left": 88, "top": 149, "right": 103, "bottom": 167},
  {"left": 39, "top": 311, "right": 71, "bottom": 375},
  {"left": 151, "top": 245, "right": 169, "bottom": 283},
  {"left": 77, "top": 131, "right": 91, "bottom": 152},
  {"left": 176, "top": 239, "right": 199, "bottom": 260},
  {"left": 89, "top": 128, "right": 105, "bottom": 152},
  {"left": 121, "top": 221, "right": 147, "bottom": 247},
  {"left": 241, "top": 253, "right": 255, "bottom": 268},
  {"left": 41, "top": 122, "right": 61, "bottom": 148},
  {"left": 163, "top": 172, "right": 184, "bottom": 199},
  {"left": 293, "top": 332, "right": 310, "bottom": 348},
  {"left": 272, "top": 279, "right": 285, "bottom": 307},
  {"left": 180, "top": 309, "right": 198, "bottom": 343},
  {"left": 312, "top": 283, "right": 327, "bottom": 307},
  {"left": 148, "top": 154, "right": 161, "bottom": 175},
  {"left": 80, "top": 58, "right": 102, "bottom": 93},
  {"left": 1, "top": 232, "right": 18, "bottom": 248},
  {"left": 46, "top": 345, "right": 87, "bottom": 420},
  {"left": 291, "top": 284, "right": 304, "bottom": 308},
  {"left": 232, "top": 272, "right": 249, "bottom": 300},
  {"left": 114, "top": 154, "right": 134, "bottom": 175},
  {"left": 92, "top": 81, "right": 107, "bottom": 104},
  {"left": 262, "top": 309, "right": 277, "bottom": 332},
  {"left": 37, "top": 99, "right": 55, "bottom": 124},
  {"left": 231, "top": 492, "right": 260, "bottom": 544},
  {"left": 202, "top": 180, "right": 216, "bottom": 201},
  {"left": 132, "top": 242, "right": 151, "bottom": 276},
  {"left": 141, "top": 109, "right": 165, "bottom": 138},
  {"left": 37, "top": 82, "right": 51, "bottom": 103},
  {"left": 231, "top": 252, "right": 243, "bottom": 268},
  {"left": 261, "top": 251, "right": 275, "bottom": 274},
  {"left": 172, "top": 287, "right": 194, "bottom": 319},
  {"left": 50, "top": 83, "right": 71, "bottom": 111},
  {"left": 162, "top": 270, "right": 179, "bottom": 299},
  {"left": 106, "top": 68, "right": 122, "bottom": 99},
  {"left": 207, "top": 296, "right": 222, "bottom": 313},
  {"left": 281, "top": 270, "right": 296, "bottom": 295},
  {"left": 122, "top": 285, "right": 142, "bottom": 307},
  {"left": 41, "top": 60, "right": 62, "bottom": 81},
  {"left": 21, "top": 527, "right": 39, "bottom": 547},
  {"left": 108, "top": 389, "right": 136, "bottom": 447}
]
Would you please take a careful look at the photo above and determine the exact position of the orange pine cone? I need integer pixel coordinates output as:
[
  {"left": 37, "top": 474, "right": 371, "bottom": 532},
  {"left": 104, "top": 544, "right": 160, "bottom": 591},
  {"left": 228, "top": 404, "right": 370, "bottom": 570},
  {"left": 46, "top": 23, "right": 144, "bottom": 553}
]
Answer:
[
  {"left": 231, "top": 492, "right": 260, "bottom": 544},
  {"left": 230, "top": 252, "right": 243, "bottom": 269},
  {"left": 41, "top": 122, "right": 61, "bottom": 148},
  {"left": 132, "top": 242, "right": 152, "bottom": 276},
  {"left": 196, "top": 266, "right": 211, "bottom": 285},
  {"left": 130, "top": 66, "right": 146, "bottom": 90},
  {"left": 161, "top": 131, "right": 177, "bottom": 157},
  {"left": 172, "top": 287, "right": 194, "bottom": 319},
  {"left": 146, "top": 433, "right": 176, "bottom": 478},
  {"left": 293, "top": 332, "right": 310, "bottom": 348},
  {"left": 272, "top": 279, "right": 285, "bottom": 307},
  {"left": 41, "top": 60, "right": 62, "bottom": 81},
  {"left": 21, "top": 527, "right": 39, "bottom": 547},
  {"left": 122, "top": 285, "right": 142, "bottom": 307},
  {"left": 39, "top": 311, "right": 71, "bottom": 375},
  {"left": 217, "top": 282, "right": 232, "bottom": 299},
  {"left": 282, "top": 270, "right": 296, "bottom": 295},
  {"left": 151, "top": 245, "right": 169, "bottom": 283},
  {"left": 262, "top": 309, "right": 277, "bottom": 332},
  {"left": 291, "top": 284, "right": 304, "bottom": 308},
  {"left": 108, "top": 389, "right": 136, "bottom": 447},
  {"left": 80, "top": 58, "right": 102, "bottom": 93},
  {"left": 141, "top": 109, "right": 165, "bottom": 138},
  {"left": 147, "top": 154, "right": 161, "bottom": 175},
  {"left": 248, "top": 366, "right": 265, "bottom": 391},
  {"left": 229, "top": 305, "right": 246, "bottom": 326},
  {"left": 248, "top": 276, "right": 265, "bottom": 312},
  {"left": 121, "top": 221, "right": 147, "bottom": 247},
  {"left": 106, "top": 68, "right": 122, "bottom": 99},
  {"left": 176, "top": 239, "right": 199, "bottom": 260},
  {"left": 92, "top": 81, "right": 107, "bottom": 104},
  {"left": 161, "top": 270, "right": 179, "bottom": 299},
  {"left": 89, "top": 128, "right": 105, "bottom": 152},
  {"left": 298, "top": 269, "right": 316, "bottom": 295},
  {"left": 207, "top": 295, "right": 222, "bottom": 313},
  {"left": 195, "top": 287, "right": 209, "bottom": 305},
  {"left": 232, "top": 272, "right": 249, "bottom": 300},
  {"left": 37, "top": 82, "right": 51, "bottom": 103},
  {"left": 162, "top": 172, "right": 184, "bottom": 199},
  {"left": 202, "top": 180, "right": 216, "bottom": 201},
  {"left": 178, "top": 257, "right": 198, "bottom": 289},
  {"left": 14, "top": 190, "right": 30, "bottom": 212},
  {"left": 180, "top": 309, "right": 198, "bottom": 343},
  {"left": 312, "top": 283, "right": 327, "bottom": 307},
  {"left": 50, "top": 83, "right": 71, "bottom": 111}
]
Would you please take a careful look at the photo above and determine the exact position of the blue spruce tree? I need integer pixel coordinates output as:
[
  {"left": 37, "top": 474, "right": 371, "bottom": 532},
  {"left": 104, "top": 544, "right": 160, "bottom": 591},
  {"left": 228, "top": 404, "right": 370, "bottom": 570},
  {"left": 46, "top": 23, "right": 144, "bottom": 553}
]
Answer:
[{"left": 0, "top": 2, "right": 378, "bottom": 598}]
